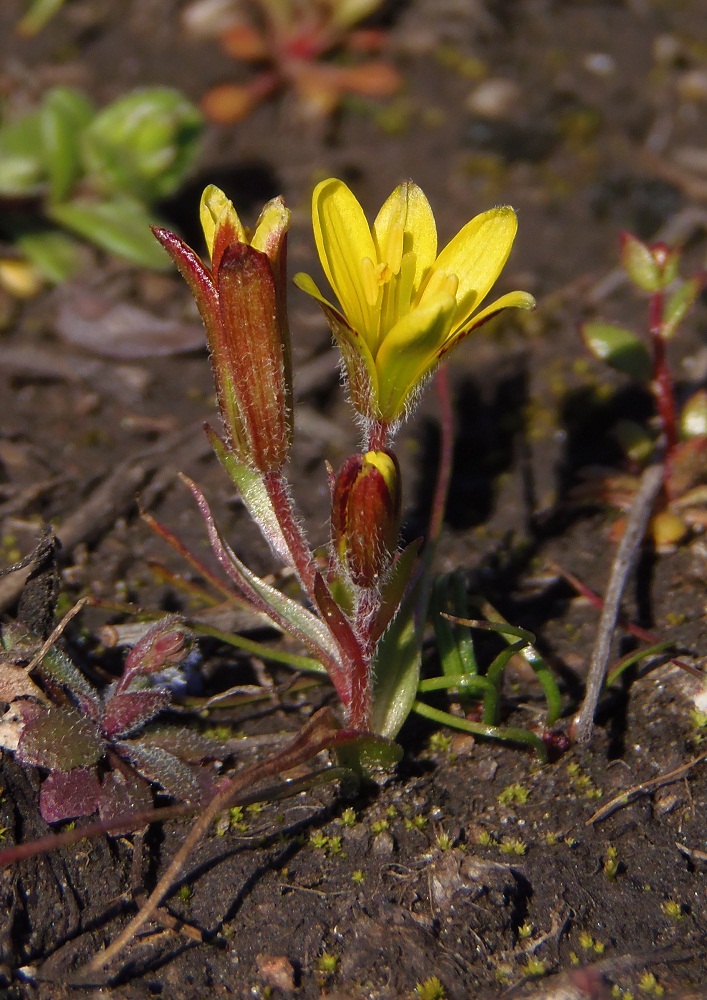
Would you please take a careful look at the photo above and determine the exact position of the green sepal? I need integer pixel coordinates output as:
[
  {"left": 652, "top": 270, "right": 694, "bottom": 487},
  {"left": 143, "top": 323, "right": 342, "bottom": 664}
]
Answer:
[
  {"left": 582, "top": 321, "right": 652, "bottom": 382},
  {"left": 49, "top": 197, "right": 171, "bottom": 269}
]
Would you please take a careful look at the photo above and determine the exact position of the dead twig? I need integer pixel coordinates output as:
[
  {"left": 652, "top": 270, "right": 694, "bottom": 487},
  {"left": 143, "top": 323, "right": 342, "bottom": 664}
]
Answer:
[
  {"left": 572, "top": 464, "right": 664, "bottom": 745},
  {"left": 586, "top": 751, "right": 707, "bottom": 824}
]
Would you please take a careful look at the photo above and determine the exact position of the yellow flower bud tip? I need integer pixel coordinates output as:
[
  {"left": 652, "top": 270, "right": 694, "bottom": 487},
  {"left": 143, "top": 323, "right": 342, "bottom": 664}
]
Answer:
[
  {"left": 296, "top": 177, "right": 534, "bottom": 422},
  {"left": 331, "top": 450, "right": 401, "bottom": 589},
  {"left": 199, "top": 185, "right": 291, "bottom": 277}
]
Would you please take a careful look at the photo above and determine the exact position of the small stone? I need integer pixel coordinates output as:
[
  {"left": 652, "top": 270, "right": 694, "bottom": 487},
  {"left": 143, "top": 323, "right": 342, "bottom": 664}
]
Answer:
[
  {"left": 465, "top": 78, "right": 521, "bottom": 119},
  {"left": 370, "top": 830, "right": 395, "bottom": 856},
  {"left": 582, "top": 52, "right": 616, "bottom": 76},
  {"left": 677, "top": 69, "right": 707, "bottom": 103},
  {"left": 255, "top": 953, "right": 295, "bottom": 991}
]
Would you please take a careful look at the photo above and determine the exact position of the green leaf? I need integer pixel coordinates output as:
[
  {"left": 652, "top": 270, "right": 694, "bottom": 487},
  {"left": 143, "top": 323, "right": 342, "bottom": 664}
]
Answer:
[
  {"left": 582, "top": 322, "right": 652, "bottom": 382},
  {"left": 681, "top": 390, "right": 707, "bottom": 440},
  {"left": 614, "top": 419, "right": 655, "bottom": 464},
  {"left": 48, "top": 197, "right": 172, "bottom": 269},
  {"left": 663, "top": 277, "right": 702, "bottom": 340},
  {"left": 40, "top": 87, "right": 95, "bottom": 203},
  {"left": 207, "top": 426, "right": 290, "bottom": 565},
  {"left": 0, "top": 109, "right": 45, "bottom": 194},
  {"left": 620, "top": 232, "right": 662, "bottom": 292},
  {"left": 369, "top": 597, "right": 421, "bottom": 739},
  {"left": 83, "top": 87, "right": 204, "bottom": 203},
  {"left": 16, "top": 228, "right": 82, "bottom": 283},
  {"left": 17, "top": 0, "right": 67, "bottom": 36}
]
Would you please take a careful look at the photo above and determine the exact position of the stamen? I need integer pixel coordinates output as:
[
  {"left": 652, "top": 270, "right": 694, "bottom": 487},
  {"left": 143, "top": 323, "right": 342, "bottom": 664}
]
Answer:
[
  {"left": 361, "top": 257, "right": 380, "bottom": 307},
  {"left": 417, "top": 267, "right": 459, "bottom": 307}
]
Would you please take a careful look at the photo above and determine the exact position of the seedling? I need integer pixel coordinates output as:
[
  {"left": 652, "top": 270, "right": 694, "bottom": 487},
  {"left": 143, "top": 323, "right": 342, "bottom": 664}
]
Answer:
[
  {"left": 185, "top": 0, "right": 402, "bottom": 123},
  {"left": 603, "top": 844, "right": 620, "bottom": 880},
  {"left": 579, "top": 233, "right": 707, "bottom": 549},
  {"left": 497, "top": 783, "right": 529, "bottom": 806},
  {"left": 0, "top": 613, "right": 221, "bottom": 823},
  {"left": 0, "top": 86, "right": 203, "bottom": 291},
  {"left": 415, "top": 976, "right": 447, "bottom": 1000}
]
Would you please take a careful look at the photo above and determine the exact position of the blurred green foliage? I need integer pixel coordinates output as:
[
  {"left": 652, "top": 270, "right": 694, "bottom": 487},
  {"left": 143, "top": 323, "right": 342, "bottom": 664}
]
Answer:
[{"left": 0, "top": 86, "right": 204, "bottom": 281}]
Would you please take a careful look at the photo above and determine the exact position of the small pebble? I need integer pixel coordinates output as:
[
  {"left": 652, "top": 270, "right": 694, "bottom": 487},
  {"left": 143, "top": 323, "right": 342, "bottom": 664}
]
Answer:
[
  {"left": 465, "top": 78, "right": 521, "bottom": 119},
  {"left": 582, "top": 52, "right": 616, "bottom": 76}
]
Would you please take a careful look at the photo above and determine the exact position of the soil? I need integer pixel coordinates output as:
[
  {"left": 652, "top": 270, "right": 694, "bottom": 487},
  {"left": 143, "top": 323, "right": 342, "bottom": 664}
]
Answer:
[{"left": 1, "top": 1, "right": 706, "bottom": 998}]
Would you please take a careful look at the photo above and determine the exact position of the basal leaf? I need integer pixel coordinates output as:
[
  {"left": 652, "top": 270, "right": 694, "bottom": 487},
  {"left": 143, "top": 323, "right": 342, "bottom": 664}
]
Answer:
[
  {"left": 49, "top": 197, "right": 172, "bottom": 269},
  {"left": 582, "top": 322, "right": 652, "bottom": 382}
]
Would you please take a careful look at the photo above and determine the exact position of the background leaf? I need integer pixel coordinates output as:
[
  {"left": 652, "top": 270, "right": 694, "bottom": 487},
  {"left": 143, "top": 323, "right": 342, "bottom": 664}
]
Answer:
[{"left": 581, "top": 321, "right": 652, "bottom": 382}]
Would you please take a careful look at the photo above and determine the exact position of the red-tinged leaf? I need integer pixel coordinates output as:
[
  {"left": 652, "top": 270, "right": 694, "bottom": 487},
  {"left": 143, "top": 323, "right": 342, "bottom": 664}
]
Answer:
[
  {"left": 40, "top": 767, "right": 101, "bottom": 823},
  {"left": 17, "top": 707, "right": 103, "bottom": 771},
  {"left": 151, "top": 226, "right": 220, "bottom": 339},
  {"left": 102, "top": 689, "right": 172, "bottom": 738},
  {"left": 581, "top": 321, "right": 652, "bottom": 382},
  {"left": 312, "top": 572, "right": 361, "bottom": 693},
  {"left": 98, "top": 769, "right": 153, "bottom": 823},
  {"left": 182, "top": 475, "right": 345, "bottom": 679}
]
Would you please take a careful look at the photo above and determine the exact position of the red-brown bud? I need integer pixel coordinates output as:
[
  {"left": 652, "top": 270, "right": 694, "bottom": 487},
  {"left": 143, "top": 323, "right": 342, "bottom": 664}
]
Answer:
[{"left": 331, "top": 450, "right": 401, "bottom": 589}]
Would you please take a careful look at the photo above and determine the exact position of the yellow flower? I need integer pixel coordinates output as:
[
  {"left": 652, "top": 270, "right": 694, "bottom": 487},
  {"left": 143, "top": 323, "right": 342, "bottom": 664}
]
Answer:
[{"left": 295, "top": 178, "right": 535, "bottom": 424}]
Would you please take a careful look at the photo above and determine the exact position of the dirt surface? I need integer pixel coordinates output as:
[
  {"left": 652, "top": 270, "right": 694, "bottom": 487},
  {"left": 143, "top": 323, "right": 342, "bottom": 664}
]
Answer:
[{"left": 1, "top": 0, "right": 707, "bottom": 997}]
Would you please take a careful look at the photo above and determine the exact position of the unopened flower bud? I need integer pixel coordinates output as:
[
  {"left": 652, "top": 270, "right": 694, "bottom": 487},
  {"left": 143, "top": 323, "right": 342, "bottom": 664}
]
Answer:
[
  {"left": 154, "top": 185, "right": 293, "bottom": 473},
  {"left": 331, "top": 450, "right": 401, "bottom": 588}
]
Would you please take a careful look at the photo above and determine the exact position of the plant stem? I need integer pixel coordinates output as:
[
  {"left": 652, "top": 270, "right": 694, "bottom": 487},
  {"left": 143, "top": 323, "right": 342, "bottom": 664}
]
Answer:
[
  {"left": 366, "top": 419, "right": 389, "bottom": 452},
  {"left": 649, "top": 290, "right": 678, "bottom": 495},
  {"left": 263, "top": 470, "right": 318, "bottom": 599}
]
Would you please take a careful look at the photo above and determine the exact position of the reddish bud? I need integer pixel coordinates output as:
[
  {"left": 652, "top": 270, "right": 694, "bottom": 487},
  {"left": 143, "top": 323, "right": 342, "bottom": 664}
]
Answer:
[{"left": 331, "top": 450, "right": 401, "bottom": 588}]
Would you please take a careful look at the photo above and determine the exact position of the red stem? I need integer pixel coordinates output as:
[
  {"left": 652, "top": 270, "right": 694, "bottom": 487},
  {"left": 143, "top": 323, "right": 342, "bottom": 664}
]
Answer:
[
  {"left": 428, "top": 367, "right": 455, "bottom": 550},
  {"left": 263, "top": 470, "right": 318, "bottom": 600},
  {"left": 649, "top": 291, "right": 678, "bottom": 497}
]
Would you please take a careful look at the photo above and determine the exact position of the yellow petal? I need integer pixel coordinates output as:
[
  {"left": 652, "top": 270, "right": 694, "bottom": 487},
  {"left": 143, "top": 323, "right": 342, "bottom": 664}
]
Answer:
[
  {"left": 311, "top": 178, "right": 378, "bottom": 347},
  {"left": 200, "top": 185, "right": 246, "bottom": 260},
  {"left": 436, "top": 290, "right": 536, "bottom": 361},
  {"left": 251, "top": 196, "right": 290, "bottom": 258},
  {"left": 294, "top": 271, "right": 380, "bottom": 416},
  {"left": 430, "top": 206, "right": 518, "bottom": 333},
  {"left": 375, "top": 294, "right": 456, "bottom": 420},
  {"left": 373, "top": 181, "right": 437, "bottom": 291}
]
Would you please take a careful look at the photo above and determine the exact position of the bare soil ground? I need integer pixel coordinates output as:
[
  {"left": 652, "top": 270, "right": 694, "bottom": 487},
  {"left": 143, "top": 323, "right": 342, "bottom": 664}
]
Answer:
[{"left": 0, "top": 1, "right": 706, "bottom": 997}]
